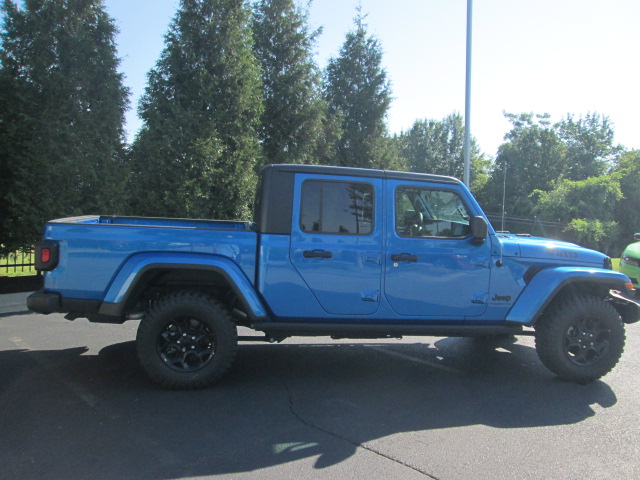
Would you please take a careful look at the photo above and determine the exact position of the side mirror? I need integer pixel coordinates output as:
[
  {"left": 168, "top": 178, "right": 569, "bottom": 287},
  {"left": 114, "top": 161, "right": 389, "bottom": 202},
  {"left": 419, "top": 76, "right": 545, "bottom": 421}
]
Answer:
[
  {"left": 470, "top": 216, "right": 488, "bottom": 245},
  {"left": 634, "top": 233, "right": 640, "bottom": 241}
]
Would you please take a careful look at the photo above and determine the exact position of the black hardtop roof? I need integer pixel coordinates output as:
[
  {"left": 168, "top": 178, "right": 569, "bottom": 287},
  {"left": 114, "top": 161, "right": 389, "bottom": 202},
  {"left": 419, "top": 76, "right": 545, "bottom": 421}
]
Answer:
[{"left": 262, "top": 164, "right": 462, "bottom": 186}]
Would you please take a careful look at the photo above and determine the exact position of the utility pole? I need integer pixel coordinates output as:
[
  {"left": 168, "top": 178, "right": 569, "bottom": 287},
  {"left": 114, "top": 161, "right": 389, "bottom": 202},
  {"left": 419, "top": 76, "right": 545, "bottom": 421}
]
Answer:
[{"left": 463, "top": 0, "right": 473, "bottom": 186}]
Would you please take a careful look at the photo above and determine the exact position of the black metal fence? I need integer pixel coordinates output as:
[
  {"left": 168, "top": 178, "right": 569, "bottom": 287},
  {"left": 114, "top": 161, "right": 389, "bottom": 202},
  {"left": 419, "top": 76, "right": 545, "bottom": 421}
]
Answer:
[
  {"left": 0, "top": 248, "right": 36, "bottom": 276},
  {"left": 485, "top": 213, "right": 568, "bottom": 241}
]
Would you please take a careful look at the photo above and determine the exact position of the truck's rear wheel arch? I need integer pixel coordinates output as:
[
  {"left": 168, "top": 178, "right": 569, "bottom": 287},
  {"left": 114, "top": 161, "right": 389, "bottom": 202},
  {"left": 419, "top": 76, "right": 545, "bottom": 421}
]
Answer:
[{"left": 118, "top": 265, "right": 257, "bottom": 324}]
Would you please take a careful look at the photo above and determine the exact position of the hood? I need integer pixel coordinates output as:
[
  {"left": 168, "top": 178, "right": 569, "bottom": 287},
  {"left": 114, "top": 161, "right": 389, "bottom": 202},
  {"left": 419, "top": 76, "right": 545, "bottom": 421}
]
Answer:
[
  {"left": 495, "top": 234, "right": 608, "bottom": 267},
  {"left": 622, "top": 241, "right": 640, "bottom": 259}
]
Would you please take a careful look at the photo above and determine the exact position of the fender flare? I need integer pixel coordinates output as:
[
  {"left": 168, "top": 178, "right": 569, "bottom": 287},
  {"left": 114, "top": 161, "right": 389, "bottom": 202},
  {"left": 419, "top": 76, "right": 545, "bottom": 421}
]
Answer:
[
  {"left": 97, "top": 252, "right": 268, "bottom": 320},
  {"left": 506, "top": 267, "right": 633, "bottom": 325}
]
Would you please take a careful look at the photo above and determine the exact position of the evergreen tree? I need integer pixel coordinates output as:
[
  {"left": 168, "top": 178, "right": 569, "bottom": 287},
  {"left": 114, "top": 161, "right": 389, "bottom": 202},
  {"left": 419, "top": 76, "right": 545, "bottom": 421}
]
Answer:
[
  {"left": 0, "top": 0, "right": 129, "bottom": 253},
  {"left": 252, "top": 0, "right": 326, "bottom": 165},
  {"left": 129, "top": 0, "right": 263, "bottom": 220},
  {"left": 324, "top": 10, "right": 392, "bottom": 169}
]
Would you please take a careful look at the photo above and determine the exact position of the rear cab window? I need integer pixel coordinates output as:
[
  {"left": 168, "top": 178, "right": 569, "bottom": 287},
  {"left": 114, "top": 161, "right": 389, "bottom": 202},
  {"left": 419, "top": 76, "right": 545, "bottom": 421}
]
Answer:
[{"left": 300, "top": 180, "right": 374, "bottom": 235}]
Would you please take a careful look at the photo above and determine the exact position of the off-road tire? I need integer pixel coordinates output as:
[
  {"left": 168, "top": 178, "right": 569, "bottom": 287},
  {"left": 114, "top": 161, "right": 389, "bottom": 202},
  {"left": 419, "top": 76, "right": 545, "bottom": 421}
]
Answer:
[
  {"left": 136, "top": 291, "right": 237, "bottom": 389},
  {"left": 535, "top": 294, "right": 625, "bottom": 383}
]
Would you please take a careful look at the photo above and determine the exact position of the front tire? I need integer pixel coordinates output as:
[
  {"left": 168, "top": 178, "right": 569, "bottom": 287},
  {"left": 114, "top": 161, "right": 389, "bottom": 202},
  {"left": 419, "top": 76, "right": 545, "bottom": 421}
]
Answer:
[
  {"left": 136, "top": 291, "right": 237, "bottom": 389},
  {"left": 535, "top": 295, "right": 625, "bottom": 383}
]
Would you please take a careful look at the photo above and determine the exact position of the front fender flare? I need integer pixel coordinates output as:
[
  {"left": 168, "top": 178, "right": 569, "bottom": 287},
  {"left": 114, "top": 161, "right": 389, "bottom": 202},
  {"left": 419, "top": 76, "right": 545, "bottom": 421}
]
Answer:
[
  {"left": 506, "top": 267, "right": 633, "bottom": 325},
  {"left": 98, "top": 252, "right": 267, "bottom": 320}
]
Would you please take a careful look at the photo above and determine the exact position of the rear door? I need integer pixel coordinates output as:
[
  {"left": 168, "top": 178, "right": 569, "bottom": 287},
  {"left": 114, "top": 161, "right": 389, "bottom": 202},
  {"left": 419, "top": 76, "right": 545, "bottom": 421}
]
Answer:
[{"left": 289, "top": 174, "right": 383, "bottom": 315}]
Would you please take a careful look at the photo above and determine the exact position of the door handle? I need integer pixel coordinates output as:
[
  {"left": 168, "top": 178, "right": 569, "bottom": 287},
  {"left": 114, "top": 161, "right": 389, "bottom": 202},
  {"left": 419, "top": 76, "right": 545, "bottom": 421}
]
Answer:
[
  {"left": 391, "top": 253, "right": 418, "bottom": 262},
  {"left": 303, "top": 249, "right": 333, "bottom": 259}
]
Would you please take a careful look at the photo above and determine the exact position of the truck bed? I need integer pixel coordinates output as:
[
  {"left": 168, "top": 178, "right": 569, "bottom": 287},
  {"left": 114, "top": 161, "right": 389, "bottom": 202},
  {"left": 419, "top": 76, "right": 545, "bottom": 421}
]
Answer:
[{"left": 41, "top": 215, "right": 258, "bottom": 301}]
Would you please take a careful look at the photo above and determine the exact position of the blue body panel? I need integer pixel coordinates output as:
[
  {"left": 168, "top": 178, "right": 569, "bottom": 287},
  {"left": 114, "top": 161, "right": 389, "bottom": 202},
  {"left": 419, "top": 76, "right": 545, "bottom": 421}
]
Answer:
[{"left": 42, "top": 217, "right": 257, "bottom": 301}]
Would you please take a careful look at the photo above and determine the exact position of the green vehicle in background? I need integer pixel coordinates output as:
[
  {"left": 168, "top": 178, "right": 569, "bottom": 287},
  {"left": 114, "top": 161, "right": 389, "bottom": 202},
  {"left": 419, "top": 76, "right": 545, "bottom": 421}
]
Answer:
[{"left": 620, "top": 233, "right": 640, "bottom": 289}]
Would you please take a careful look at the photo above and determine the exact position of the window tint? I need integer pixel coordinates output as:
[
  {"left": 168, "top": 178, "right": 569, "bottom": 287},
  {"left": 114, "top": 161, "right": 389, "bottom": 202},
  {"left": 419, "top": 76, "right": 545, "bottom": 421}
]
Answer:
[
  {"left": 395, "top": 186, "right": 471, "bottom": 238},
  {"left": 300, "top": 180, "right": 374, "bottom": 235}
]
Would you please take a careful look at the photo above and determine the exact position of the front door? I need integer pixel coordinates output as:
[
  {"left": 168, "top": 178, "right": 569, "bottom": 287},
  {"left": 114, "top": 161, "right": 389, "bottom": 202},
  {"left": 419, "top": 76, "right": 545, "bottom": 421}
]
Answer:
[
  {"left": 384, "top": 180, "right": 491, "bottom": 318},
  {"left": 289, "top": 175, "right": 383, "bottom": 315}
]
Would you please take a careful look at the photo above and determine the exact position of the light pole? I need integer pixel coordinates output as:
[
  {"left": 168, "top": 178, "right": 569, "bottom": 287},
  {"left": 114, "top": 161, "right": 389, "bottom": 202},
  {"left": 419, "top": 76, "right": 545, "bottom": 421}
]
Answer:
[
  {"left": 501, "top": 161, "right": 507, "bottom": 232},
  {"left": 463, "top": 0, "right": 473, "bottom": 186}
]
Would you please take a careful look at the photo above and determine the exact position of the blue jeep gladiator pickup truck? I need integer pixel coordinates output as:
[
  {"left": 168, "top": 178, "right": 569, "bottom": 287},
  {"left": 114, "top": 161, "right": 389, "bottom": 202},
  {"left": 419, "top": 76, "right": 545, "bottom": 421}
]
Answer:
[{"left": 28, "top": 164, "right": 639, "bottom": 388}]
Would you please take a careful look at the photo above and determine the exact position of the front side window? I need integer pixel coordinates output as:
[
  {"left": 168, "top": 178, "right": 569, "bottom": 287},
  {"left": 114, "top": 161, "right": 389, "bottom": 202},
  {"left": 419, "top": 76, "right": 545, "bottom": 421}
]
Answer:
[
  {"left": 395, "top": 186, "right": 471, "bottom": 238},
  {"left": 300, "top": 180, "right": 374, "bottom": 235}
]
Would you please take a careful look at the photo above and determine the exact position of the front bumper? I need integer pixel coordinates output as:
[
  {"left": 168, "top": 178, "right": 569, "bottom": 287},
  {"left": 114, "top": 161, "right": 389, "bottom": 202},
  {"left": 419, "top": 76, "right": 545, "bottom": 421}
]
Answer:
[
  {"left": 620, "top": 261, "right": 640, "bottom": 288},
  {"left": 610, "top": 289, "right": 640, "bottom": 324}
]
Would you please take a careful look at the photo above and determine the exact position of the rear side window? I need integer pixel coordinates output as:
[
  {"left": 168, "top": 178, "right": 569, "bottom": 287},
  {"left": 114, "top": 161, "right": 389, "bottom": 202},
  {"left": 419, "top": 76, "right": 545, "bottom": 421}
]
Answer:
[{"left": 300, "top": 180, "right": 374, "bottom": 235}]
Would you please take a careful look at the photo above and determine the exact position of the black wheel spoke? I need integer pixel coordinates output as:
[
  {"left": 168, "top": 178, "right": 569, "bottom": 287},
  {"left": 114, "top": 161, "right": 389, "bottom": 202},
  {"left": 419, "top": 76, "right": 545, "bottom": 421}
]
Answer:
[
  {"left": 563, "top": 315, "right": 612, "bottom": 367},
  {"left": 157, "top": 315, "right": 217, "bottom": 372}
]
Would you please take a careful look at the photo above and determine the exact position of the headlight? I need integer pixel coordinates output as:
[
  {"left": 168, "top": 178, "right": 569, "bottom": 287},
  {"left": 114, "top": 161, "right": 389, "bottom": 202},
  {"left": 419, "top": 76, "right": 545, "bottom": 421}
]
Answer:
[{"left": 622, "top": 255, "right": 640, "bottom": 267}]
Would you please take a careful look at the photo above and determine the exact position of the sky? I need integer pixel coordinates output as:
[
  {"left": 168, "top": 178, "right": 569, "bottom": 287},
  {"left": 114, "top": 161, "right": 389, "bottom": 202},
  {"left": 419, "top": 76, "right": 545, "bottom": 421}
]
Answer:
[{"left": 102, "top": 0, "right": 640, "bottom": 157}]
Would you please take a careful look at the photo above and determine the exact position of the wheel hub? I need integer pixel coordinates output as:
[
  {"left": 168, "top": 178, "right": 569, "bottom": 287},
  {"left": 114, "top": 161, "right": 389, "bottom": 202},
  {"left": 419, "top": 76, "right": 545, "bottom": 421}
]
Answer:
[{"left": 564, "top": 317, "right": 610, "bottom": 366}]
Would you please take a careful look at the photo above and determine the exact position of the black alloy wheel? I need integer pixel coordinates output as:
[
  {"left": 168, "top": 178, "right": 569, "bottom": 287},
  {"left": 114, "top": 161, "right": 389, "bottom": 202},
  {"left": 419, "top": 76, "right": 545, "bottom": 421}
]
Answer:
[{"left": 137, "top": 291, "right": 237, "bottom": 389}]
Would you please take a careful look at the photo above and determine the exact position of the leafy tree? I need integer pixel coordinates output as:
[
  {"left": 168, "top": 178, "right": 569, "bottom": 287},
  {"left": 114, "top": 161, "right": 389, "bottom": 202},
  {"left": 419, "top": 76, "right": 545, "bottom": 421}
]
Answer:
[
  {"left": 0, "top": 0, "right": 129, "bottom": 253},
  {"left": 612, "top": 149, "right": 640, "bottom": 250},
  {"left": 398, "top": 113, "right": 490, "bottom": 190},
  {"left": 129, "top": 0, "right": 263, "bottom": 220},
  {"left": 324, "top": 10, "right": 392, "bottom": 169},
  {"left": 556, "top": 113, "right": 623, "bottom": 180},
  {"left": 482, "top": 113, "right": 567, "bottom": 216},
  {"left": 563, "top": 218, "right": 618, "bottom": 254},
  {"left": 532, "top": 176, "right": 622, "bottom": 222},
  {"left": 252, "top": 0, "right": 327, "bottom": 165},
  {"left": 532, "top": 176, "right": 622, "bottom": 252}
]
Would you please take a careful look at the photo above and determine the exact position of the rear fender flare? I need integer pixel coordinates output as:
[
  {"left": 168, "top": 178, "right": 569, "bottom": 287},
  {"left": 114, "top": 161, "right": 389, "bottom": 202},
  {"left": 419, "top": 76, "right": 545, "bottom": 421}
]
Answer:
[{"left": 98, "top": 252, "right": 267, "bottom": 320}]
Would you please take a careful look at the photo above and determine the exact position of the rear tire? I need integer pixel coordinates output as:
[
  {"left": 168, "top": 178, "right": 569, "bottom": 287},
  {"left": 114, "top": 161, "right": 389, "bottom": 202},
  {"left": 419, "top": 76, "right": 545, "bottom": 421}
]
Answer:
[
  {"left": 535, "top": 295, "right": 625, "bottom": 383},
  {"left": 136, "top": 291, "right": 237, "bottom": 389}
]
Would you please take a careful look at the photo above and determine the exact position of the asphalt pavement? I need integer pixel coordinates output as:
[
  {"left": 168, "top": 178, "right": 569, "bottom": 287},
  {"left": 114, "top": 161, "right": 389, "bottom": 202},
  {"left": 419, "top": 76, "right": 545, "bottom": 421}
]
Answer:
[
  {"left": 0, "top": 291, "right": 32, "bottom": 316},
  {"left": 1, "top": 308, "right": 640, "bottom": 480}
]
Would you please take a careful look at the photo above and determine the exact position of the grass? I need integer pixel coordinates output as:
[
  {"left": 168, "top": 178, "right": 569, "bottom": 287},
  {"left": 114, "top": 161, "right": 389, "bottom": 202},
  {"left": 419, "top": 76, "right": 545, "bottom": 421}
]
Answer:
[
  {"left": 0, "top": 250, "right": 37, "bottom": 277},
  {"left": 612, "top": 258, "right": 621, "bottom": 271}
]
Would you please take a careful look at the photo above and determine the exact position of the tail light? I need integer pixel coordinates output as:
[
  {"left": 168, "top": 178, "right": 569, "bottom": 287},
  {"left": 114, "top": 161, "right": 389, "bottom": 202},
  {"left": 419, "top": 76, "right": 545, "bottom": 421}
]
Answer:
[{"left": 35, "top": 241, "right": 59, "bottom": 271}]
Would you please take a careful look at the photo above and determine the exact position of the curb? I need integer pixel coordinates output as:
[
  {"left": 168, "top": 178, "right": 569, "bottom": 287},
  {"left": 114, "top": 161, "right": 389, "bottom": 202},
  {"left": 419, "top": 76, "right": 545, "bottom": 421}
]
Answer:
[{"left": 0, "top": 292, "right": 32, "bottom": 316}]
